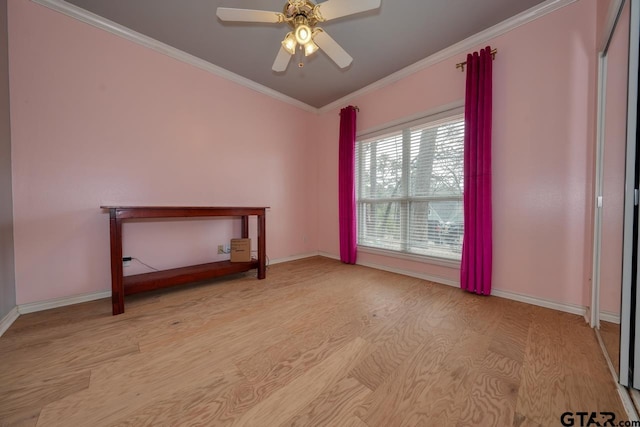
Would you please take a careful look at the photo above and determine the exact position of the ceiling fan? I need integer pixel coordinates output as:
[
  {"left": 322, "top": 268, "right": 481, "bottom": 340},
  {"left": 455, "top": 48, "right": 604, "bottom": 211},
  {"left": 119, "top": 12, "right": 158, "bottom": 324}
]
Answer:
[{"left": 216, "top": 0, "right": 381, "bottom": 72}]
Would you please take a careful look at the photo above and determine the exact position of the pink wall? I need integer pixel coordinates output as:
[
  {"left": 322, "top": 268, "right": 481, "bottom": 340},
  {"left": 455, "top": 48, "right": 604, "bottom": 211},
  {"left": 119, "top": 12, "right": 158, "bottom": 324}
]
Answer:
[
  {"left": 8, "top": 0, "right": 318, "bottom": 304},
  {"left": 599, "top": 0, "right": 629, "bottom": 315},
  {"left": 317, "top": 0, "right": 598, "bottom": 307}
]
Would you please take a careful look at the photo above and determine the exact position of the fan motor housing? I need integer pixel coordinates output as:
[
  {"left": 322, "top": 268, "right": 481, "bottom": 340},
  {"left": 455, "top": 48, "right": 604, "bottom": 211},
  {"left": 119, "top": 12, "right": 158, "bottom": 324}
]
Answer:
[{"left": 283, "top": 0, "right": 321, "bottom": 28}]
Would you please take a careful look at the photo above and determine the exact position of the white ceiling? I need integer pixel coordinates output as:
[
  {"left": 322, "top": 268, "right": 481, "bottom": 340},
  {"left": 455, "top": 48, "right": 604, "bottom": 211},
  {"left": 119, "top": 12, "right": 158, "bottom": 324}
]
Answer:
[{"left": 60, "top": 0, "right": 548, "bottom": 108}]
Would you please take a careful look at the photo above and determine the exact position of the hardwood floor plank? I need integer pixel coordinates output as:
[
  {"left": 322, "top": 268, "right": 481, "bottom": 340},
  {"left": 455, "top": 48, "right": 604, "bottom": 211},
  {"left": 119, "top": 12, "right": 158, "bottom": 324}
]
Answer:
[
  {"left": 235, "top": 316, "right": 364, "bottom": 388},
  {"left": 358, "top": 283, "right": 447, "bottom": 345},
  {"left": 0, "top": 410, "right": 40, "bottom": 427},
  {"left": 0, "top": 372, "right": 90, "bottom": 427},
  {"left": 356, "top": 328, "right": 464, "bottom": 426},
  {"left": 487, "top": 302, "right": 532, "bottom": 363},
  {"left": 349, "top": 305, "right": 433, "bottom": 391},
  {"left": 390, "top": 329, "right": 494, "bottom": 426},
  {"left": 36, "top": 367, "right": 243, "bottom": 426},
  {"left": 232, "top": 337, "right": 371, "bottom": 427},
  {"left": 193, "top": 303, "right": 378, "bottom": 424},
  {"left": 342, "top": 415, "right": 370, "bottom": 427},
  {"left": 0, "top": 338, "right": 140, "bottom": 387},
  {"left": 456, "top": 351, "right": 521, "bottom": 427},
  {"left": 0, "top": 371, "right": 90, "bottom": 417},
  {"left": 513, "top": 412, "right": 543, "bottom": 427},
  {"left": 284, "top": 377, "right": 372, "bottom": 426},
  {"left": 108, "top": 373, "right": 246, "bottom": 427},
  {"left": 515, "top": 312, "right": 571, "bottom": 426},
  {"left": 0, "top": 299, "right": 112, "bottom": 343},
  {"left": 435, "top": 291, "right": 503, "bottom": 336}
]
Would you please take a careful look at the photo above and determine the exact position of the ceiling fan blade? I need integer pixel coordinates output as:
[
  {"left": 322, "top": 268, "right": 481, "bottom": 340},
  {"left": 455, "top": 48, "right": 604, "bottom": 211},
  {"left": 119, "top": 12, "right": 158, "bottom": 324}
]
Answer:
[
  {"left": 272, "top": 46, "right": 292, "bottom": 72},
  {"left": 316, "top": 0, "right": 381, "bottom": 21},
  {"left": 216, "top": 8, "right": 282, "bottom": 23},
  {"left": 313, "top": 29, "right": 353, "bottom": 69}
]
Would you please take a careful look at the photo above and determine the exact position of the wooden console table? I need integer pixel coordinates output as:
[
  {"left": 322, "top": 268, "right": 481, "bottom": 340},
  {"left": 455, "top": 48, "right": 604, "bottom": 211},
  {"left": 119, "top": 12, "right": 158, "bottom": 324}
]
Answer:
[{"left": 102, "top": 206, "right": 267, "bottom": 315}]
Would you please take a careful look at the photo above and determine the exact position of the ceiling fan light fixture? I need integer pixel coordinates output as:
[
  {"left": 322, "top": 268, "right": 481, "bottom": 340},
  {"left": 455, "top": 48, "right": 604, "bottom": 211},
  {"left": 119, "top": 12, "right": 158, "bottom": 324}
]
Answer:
[
  {"left": 304, "top": 39, "right": 319, "bottom": 56},
  {"left": 294, "top": 24, "right": 312, "bottom": 45},
  {"left": 282, "top": 32, "right": 297, "bottom": 55},
  {"left": 218, "top": 0, "right": 383, "bottom": 71}
]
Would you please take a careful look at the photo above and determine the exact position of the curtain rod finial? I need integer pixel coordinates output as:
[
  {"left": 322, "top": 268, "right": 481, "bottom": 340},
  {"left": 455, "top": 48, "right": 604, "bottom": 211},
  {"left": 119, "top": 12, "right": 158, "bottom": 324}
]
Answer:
[{"left": 456, "top": 48, "right": 497, "bottom": 71}]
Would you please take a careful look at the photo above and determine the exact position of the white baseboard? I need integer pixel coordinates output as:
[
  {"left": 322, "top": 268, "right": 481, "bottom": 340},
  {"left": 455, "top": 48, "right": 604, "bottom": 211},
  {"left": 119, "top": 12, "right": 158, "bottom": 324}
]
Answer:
[
  {"left": 318, "top": 252, "right": 590, "bottom": 319},
  {"left": 318, "top": 251, "right": 340, "bottom": 261},
  {"left": 0, "top": 306, "right": 19, "bottom": 337},
  {"left": 491, "top": 288, "right": 587, "bottom": 318},
  {"left": 269, "top": 252, "right": 321, "bottom": 265},
  {"left": 18, "top": 291, "right": 111, "bottom": 314},
  {"left": 601, "top": 311, "right": 621, "bottom": 324}
]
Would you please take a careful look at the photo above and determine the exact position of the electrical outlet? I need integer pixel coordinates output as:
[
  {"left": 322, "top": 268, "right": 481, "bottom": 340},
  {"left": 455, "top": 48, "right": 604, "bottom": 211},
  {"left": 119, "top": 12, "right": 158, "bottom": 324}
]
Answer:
[
  {"left": 122, "top": 256, "right": 132, "bottom": 267},
  {"left": 218, "top": 245, "right": 225, "bottom": 254}
]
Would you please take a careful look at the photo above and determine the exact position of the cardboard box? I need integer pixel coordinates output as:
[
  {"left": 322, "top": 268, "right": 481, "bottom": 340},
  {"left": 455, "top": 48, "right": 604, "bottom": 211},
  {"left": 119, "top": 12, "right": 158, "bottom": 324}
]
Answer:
[{"left": 230, "top": 238, "right": 251, "bottom": 262}]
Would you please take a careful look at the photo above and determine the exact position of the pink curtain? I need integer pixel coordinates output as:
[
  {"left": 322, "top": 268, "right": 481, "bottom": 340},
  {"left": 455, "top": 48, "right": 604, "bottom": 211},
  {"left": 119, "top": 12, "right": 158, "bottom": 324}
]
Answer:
[
  {"left": 461, "top": 46, "right": 493, "bottom": 295},
  {"left": 339, "top": 106, "right": 358, "bottom": 264}
]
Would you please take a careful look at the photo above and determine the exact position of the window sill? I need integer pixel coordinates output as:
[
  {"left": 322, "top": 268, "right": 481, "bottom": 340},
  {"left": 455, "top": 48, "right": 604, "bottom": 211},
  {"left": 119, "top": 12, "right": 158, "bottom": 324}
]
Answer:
[{"left": 357, "top": 245, "right": 461, "bottom": 269}]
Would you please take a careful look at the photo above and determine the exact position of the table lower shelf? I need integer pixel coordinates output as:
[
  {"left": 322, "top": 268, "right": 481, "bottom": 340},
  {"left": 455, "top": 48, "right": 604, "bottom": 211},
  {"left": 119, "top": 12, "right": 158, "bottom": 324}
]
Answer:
[{"left": 123, "top": 260, "right": 259, "bottom": 295}]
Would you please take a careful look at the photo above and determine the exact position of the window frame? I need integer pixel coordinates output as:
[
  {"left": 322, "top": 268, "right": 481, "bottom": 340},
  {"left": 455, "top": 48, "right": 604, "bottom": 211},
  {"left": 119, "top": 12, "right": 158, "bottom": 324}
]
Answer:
[{"left": 355, "top": 104, "right": 464, "bottom": 266}]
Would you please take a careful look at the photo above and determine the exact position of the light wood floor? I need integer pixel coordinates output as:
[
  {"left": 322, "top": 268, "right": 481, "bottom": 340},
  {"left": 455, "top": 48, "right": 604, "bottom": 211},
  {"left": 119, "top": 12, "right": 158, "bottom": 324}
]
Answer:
[
  {"left": 600, "top": 320, "right": 621, "bottom": 377},
  {"left": 0, "top": 257, "right": 625, "bottom": 426}
]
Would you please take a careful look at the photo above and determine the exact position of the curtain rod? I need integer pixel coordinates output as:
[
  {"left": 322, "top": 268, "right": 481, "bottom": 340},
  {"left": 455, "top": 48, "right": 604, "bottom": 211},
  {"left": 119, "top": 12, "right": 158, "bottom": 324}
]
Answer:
[{"left": 455, "top": 48, "right": 498, "bottom": 72}]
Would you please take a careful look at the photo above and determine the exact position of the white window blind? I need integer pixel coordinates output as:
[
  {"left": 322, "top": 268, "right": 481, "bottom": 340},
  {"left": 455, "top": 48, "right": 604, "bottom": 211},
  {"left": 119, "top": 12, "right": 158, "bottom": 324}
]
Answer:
[{"left": 356, "top": 113, "right": 464, "bottom": 260}]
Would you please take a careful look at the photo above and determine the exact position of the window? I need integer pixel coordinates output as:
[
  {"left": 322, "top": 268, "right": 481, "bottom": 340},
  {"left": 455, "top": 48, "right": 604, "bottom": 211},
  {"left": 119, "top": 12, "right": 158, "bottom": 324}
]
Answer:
[{"left": 356, "top": 111, "right": 464, "bottom": 261}]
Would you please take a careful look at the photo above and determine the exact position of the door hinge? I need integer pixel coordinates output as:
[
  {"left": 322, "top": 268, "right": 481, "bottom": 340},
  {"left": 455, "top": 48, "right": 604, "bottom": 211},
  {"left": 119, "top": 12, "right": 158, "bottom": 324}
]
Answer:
[{"left": 597, "top": 196, "right": 603, "bottom": 208}]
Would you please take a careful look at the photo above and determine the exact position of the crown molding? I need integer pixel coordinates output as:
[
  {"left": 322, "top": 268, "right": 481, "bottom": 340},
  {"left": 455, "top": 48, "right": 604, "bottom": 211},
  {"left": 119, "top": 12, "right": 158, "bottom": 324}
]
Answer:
[
  {"left": 32, "top": 0, "right": 576, "bottom": 114},
  {"left": 30, "top": 0, "right": 318, "bottom": 113},
  {"left": 318, "top": 0, "right": 578, "bottom": 113}
]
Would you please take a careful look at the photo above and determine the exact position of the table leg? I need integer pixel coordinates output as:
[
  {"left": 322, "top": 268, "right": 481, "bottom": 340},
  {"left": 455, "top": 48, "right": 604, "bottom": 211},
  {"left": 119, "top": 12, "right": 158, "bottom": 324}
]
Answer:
[
  {"left": 241, "top": 216, "right": 249, "bottom": 239},
  {"left": 258, "top": 213, "right": 266, "bottom": 279},
  {"left": 109, "top": 214, "right": 124, "bottom": 315}
]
